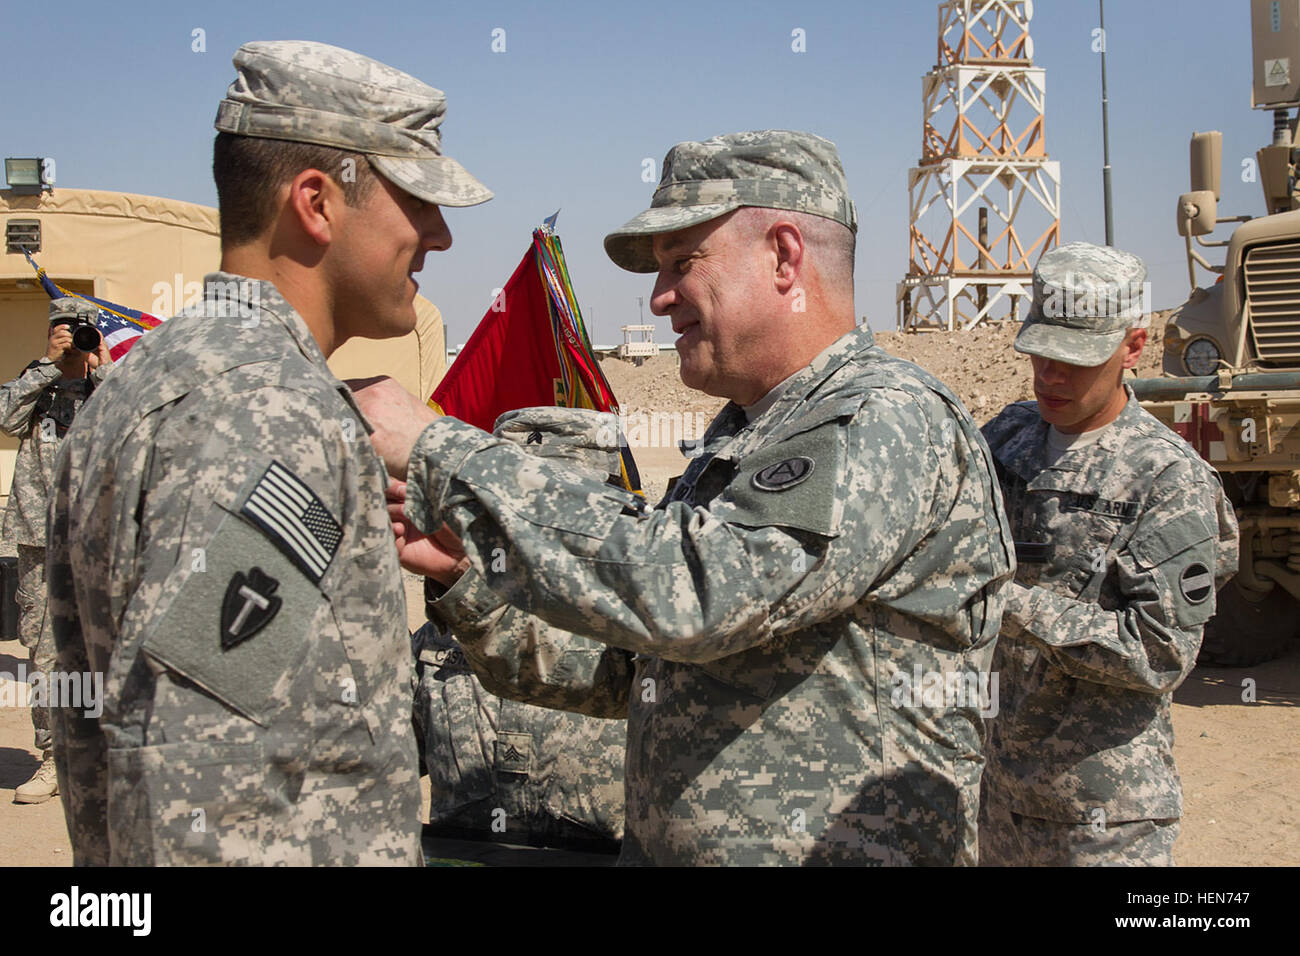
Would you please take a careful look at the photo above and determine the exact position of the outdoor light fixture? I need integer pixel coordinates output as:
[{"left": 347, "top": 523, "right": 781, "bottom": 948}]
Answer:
[{"left": 4, "top": 157, "right": 54, "bottom": 195}]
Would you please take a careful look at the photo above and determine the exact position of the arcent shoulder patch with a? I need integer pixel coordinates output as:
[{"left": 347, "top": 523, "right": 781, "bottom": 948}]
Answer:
[
  {"left": 752, "top": 456, "right": 815, "bottom": 492},
  {"left": 1180, "top": 563, "right": 1213, "bottom": 604}
]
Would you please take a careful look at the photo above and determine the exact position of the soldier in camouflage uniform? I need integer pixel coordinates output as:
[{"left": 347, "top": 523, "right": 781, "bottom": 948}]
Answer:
[
  {"left": 1, "top": 298, "right": 112, "bottom": 804},
  {"left": 46, "top": 40, "right": 491, "bottom": 865},
  {"left": 979, "top": 242, "right": 1239, "bottom": 866},
  {"left": 413, "top": 408, "right": 625, "bottom": 853},
  {"left": 357, "top": 131, "right": 1016, "bottom": 865}
]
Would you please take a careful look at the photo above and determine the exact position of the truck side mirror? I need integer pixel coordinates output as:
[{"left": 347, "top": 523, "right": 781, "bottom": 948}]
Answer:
[
  {"left": 1177, "top": 190, "right": 1218, "bottom": 237},
  {"left": 1190, "top": 131, "right": 1223, "bottom": 200}
]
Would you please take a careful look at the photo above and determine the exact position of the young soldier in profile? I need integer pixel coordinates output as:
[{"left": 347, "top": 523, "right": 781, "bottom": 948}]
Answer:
[
  {"left": 48, "top": 41, "right": 490, "bottom": 865},
  {"left": 979, "top": 242, "right": 1238, "bottom": 865}
]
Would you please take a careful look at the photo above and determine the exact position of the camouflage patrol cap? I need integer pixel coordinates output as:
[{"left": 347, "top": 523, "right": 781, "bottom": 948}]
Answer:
[
  {"left": 214, "top": 40, "right": 491, "bottom": 207},
  {"left": 604, "top": 130, "right": 858, "bottom": 273},
  {"left": 1015, "top": 241, "right": 1147, "bottom": 367},
  {"left": 48, "top": 296, "right": 98, "bottom": 323},
  {"left": 493, "top": 407, "right": 623, "bottom": 481}
]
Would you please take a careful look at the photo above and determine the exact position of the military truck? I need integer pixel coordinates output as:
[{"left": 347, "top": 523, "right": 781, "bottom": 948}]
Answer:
[{"left": 1132, "top": 0, "right": 1300, "bottom": 665}]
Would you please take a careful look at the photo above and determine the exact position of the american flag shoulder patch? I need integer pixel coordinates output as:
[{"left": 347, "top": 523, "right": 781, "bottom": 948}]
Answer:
[{"left": 240, "top": 461, "right": 342, "bottom": 585}]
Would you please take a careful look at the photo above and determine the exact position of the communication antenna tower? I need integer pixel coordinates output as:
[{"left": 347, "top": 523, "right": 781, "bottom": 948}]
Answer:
[{"left": 897, "top": 0, "right": 1061, "bottom": 331}]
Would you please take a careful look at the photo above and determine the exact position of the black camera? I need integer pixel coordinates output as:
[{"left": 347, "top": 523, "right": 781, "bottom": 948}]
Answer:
[{"left": 50, "top": 313, "right": 102, "bottom": 352}]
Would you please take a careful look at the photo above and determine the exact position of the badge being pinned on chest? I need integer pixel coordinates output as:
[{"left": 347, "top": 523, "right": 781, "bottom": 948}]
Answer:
[
  {"left": 752, "top": 456, "right": 815, "bottom": 492},
  {"left": 221, "top": 567, "right": 282, "bottom": 649}
]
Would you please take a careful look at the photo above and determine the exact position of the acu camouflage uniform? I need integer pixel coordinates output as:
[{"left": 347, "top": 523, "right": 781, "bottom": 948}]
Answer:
[
  {"left": 978, "top": 242, "right": 1239, "bottom": 866},
  {"left": 415, "top": 323, "right": 1014, "bottom": 865},
  {"left": 1, "top": 307, "right": 110, "bottom": 756},
  {"left": 47, "top": 37, "right": 491, "bottom": 866},
  {"left": 981, "top": 391, "right": 1237, "bottom": 864},
  {"left": 47, "top": 275, "right": 421, "bottom": 865},
  {"left": 415, "top": 408, "right": 625, "bottom": 851}
]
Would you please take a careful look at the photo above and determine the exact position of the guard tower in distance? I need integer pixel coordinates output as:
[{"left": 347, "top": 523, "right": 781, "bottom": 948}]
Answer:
[
  {"left": 618, "top": 324, "right": 657, "bottom": 366},
  {"left": 897, "top": 0, "right": 1061, "bottom": 331}
]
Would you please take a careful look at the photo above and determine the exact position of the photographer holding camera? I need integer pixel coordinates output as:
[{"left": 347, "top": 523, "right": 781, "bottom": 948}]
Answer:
[{"left": 1, "top": 297, "right": 112, "bottom": 804}]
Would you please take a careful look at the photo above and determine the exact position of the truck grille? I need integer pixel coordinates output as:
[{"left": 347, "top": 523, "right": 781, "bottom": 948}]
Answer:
[{"left": 1246, "top": 240, "right": 1300, "bottom": 366}]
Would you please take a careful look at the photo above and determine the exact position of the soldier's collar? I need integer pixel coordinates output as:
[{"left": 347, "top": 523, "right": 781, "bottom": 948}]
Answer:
[
  {"left": 1007, "top": 385, "right": 1140, "bottom": 478},
  {"left": 202, "top": 272, "right": 334, "bottom": 378},
  {"left": 1086, "top": 383, "right": 1143, "bottom": 456},
  {"left": 743, "top": 324, "right": 876, "bottom": 431},
  {"left": 336, "top": 382, "right": 376, "bottom": 437},
  {"left": 695, "top": 402, "right": 749, "bottom": 456},
  {"left": 228, "top": 275, "right": 376, "bottom": 432}
]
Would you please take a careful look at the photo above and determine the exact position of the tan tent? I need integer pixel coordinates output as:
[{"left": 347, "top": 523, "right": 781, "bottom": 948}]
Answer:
[{"left": 0, "top": 187, "right": 447, "bottom": 508}]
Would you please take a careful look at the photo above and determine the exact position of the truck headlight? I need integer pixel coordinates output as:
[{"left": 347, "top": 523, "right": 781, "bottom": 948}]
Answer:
[{"left": 1183, "top": 337, "right": 1222, "bottom": 375}]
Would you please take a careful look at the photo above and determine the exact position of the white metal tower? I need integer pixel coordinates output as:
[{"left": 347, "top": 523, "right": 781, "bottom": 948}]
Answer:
[{"left": 897, "top": 0, "right": 1061, "bottom": 331}]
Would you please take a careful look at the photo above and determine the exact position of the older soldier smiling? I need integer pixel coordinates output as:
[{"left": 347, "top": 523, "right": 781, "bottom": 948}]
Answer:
[{"left": 355, "top": 130, "right": 1015, "bottom": 866}]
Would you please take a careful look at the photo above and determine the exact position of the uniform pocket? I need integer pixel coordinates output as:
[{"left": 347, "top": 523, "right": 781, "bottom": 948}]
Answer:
[
  {"left": 106, "top": 740, "right": 282, "bottom": 866},
  {"left": 1130, "top": 528, "right": 1219, "bottom": 627},
  {"left": 1020, "top": 473, "right": 1135, "bottom": 602},
  {"left": 721, "top": 418, "right": 848, "bottom": 538},
  {"left": 1057, "top": 512, "right": 1128, "bottom": 603},
  {"left": 418, "top": 666, "right": 496, "bottom": 817}
]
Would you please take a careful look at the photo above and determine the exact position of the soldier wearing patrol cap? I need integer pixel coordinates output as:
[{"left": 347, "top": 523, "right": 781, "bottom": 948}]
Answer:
[
  {"left": 979, "top": 241, "right": 1239, "bottom": 866},
  {"left": 1, "top": 297, "right": 112, "bottom": 805},
  {"left": 46, "top": 40, "right": 490, "bottom": 865},
  {"left": 355, "top": 130, "right": 1015, "bottom": 865}
]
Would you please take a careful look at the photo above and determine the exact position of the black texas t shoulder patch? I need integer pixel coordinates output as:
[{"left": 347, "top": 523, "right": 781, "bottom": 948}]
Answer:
[{"left": 221, "top": 567, "right": 282, "bottom": 649}]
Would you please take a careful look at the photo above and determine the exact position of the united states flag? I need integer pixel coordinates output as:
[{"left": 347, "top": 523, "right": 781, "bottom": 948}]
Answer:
[
  {"left": 24, "top": 250, "right": 164, "bottom": 361},
  {"left": 98, "top": 306, "right": 164, "bottom": 361},
  {"left": 240, "top": 462, "right": 342, "bottom": 584}
]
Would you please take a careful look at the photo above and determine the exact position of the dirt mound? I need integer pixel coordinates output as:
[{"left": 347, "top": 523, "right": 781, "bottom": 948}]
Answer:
[
  {"left": 600, "top": 354, "right": 725, "bottom": 417},
  {"left": 602, "top": 314, "right": 1170, "bottom": 426}
]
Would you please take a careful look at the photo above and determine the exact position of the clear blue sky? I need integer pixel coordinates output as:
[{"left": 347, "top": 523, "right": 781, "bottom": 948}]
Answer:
[{"left": 1, "top": 0, "right": 1268, "bottom": 345}]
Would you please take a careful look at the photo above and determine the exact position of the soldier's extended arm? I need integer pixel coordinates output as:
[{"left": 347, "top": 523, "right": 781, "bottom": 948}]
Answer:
[
  {"left": 999, "top": 459, "right": 1232, "bottom": 694},
  {"left": 0, "top": 361, "right": 60, "bottom": 436},
  {"left": 426, "top": 571, "right": 634, "bottom": 718},
  {"left": 405, "top": 391, "right": 983, "bottom": 666}
]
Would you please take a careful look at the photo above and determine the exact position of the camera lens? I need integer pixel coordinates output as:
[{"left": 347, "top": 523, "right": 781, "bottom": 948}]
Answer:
[{"left": 72, "top": 324, "right": 102, "bottom": 352}]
